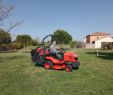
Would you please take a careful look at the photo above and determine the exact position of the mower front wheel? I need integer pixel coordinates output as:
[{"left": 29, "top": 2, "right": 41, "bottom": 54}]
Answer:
[
  {"left": 44, "top": 61, "right": 53, "bottom": 69},
  {"left": 73, "top": 67, "right": 79, "bottom": 70},
  {"left": 65, "top": 65, "right": 72, "bottom": 72}
]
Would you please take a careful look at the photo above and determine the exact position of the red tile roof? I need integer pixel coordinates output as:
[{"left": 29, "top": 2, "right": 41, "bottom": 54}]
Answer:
[{"left": 90, "top": 32, "right": 110, "bottom": 36}]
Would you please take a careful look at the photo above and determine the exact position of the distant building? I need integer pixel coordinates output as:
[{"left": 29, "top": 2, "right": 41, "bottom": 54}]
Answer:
[{"left": 84, "top": 32, "right": 113, "bottom": 48}]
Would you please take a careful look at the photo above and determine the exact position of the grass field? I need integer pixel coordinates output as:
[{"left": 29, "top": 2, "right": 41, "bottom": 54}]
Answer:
[{"left": 0, "top": 49, "right": 113, "bottom": 95}]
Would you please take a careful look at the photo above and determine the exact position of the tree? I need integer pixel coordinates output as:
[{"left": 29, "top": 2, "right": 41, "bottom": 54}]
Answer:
[
  {"left": 0, "top": 29, "right": 11, "bottom": 45},
  {"left": 16, "top": 35, "right": 32, "bottom": 48},
  {"left": 32, "top": 38, "right": 39, "bottom": 46},
  {"left": 52, "top": 29, "right": 72, "bottom": 44},
  {"left": 0, "top": 0, "right": 22, "bottom": 32},
  {"left": 70, "top": 40, "right": 85, "bottom": 48},
  {"left": 76, "top": 41, "right": 84, "bottom": 48},
  {"left": 70, "top": 41, "right": 77, "bottom": 48}
]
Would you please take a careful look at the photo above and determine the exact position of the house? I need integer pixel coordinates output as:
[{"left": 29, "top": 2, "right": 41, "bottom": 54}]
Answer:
[{"left": 84, "top": 32, "right": 113, "bottom": 48}]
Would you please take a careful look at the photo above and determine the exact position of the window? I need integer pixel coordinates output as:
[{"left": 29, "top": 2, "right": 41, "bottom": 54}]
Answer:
[{"left": 92, "top": 41, "right": 95, "bottom": 44}]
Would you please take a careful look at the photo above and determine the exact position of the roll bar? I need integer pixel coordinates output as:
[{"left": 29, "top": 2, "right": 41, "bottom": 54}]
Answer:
[{"left": 42, "top": 34, "right": 53, "bottom": 43}]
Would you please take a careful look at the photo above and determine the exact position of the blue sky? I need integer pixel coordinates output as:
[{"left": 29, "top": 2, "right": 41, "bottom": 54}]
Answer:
[{"left": 3, "top": 0, "right": 113, "bottom": 41}]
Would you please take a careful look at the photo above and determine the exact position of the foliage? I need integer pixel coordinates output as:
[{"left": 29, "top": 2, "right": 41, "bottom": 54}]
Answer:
[
  {"left": 0, "top": 44, "right": 8, "bottom": 51},
  {"left": 101, "top": 42, "right": 113, "bottom": 50},
  {"left": 0, "top": 43, "right": 17, "bottom": 51},
  {"left": 52, "top": 29, "right": 72, "bottom": 44},
  {"left": 0, "top": 29, "right": 11, "bottom": 45},
  {"left": 0, "top": 42, "right": 22, "bottom": 51},
  {"left": 70, "top": 41, "right": 84, "bottom": 48},
  {"left": 16, "top": 34, "right": 32, "bottom": 48},
  {"left": 10, "top": 42, "right": 23, "bottom": 49},
  {"left": 76, "top": 41, "right": 84, "bottom": 48},
  {"left": 0, "top": 0, "right": 21, "bottom": 32},
  {"left": 0, "top": 0, "right": 13, "bottom": 23},
  {"left": 32, "top": 39, "right": 39, "bottom": 46},
  {"left": 70, "top": 41, "right": 77, "bottom": 48}
]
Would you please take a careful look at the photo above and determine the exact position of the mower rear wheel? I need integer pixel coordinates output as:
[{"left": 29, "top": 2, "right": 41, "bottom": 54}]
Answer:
[
  {"left": 65, "top": 65, "right": 72, "bottom": 72},
  {"left": 44, "top": 61, "right": 53, "bottom": 69},
  {"left": 73, "top": 67, "right": 79, "bottom": 70}
]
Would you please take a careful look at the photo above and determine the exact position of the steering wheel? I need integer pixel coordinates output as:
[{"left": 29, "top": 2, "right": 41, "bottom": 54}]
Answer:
[{"left": 59, "top": 48, "right": 65, "bottom": 53}]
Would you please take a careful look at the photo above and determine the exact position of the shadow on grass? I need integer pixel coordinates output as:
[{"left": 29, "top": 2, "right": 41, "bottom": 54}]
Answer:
[
  {"left": 0, "top": 50, "right": 18, "bottom": 53},
  {"left": 86, "top": 51, "right": 113, "bottom": 60},
  {"left": 0, "top": 55, "right": 26, "bottom": 63}
]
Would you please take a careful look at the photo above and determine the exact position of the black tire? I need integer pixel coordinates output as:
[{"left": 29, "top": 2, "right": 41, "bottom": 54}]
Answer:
[
  {"left": 65, "top": 65, "right": 72, "bottom": 72},
  {"left": 73, "top": 67, "right": 79, "bottom": 70}
]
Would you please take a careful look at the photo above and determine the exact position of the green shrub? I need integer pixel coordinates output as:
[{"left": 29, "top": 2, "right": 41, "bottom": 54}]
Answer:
[
  {"left": 101, "top": 42, "right": 113, "bottom": 50},
  {"left": 0, "top": 44, "right": 8, "bottom": 51},
  {"left": 70, "top": 41, "right": 84, "bottom": 48},
  {"left": 0, "top": 29, "right": 11, "bottom": 45},
  {"left": 70, "top": 41, "right": 77, "bottom": 48},
  {"left": 76, "top": 41, "right": 84, "bottom": 48},
  {"left": 32, "top": 39, "right": 39, "bottom": 46},
  {"left": 10, "top": 42, "right": 23, "bottom": 50}
]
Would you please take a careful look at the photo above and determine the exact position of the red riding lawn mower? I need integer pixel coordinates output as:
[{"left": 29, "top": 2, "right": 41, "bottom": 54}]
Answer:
[{"left": 31, "top": 34, "right": 80, "bottom": 72}]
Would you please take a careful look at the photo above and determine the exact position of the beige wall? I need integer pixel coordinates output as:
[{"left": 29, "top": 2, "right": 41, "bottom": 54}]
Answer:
[
  {"left": 86, "top": 35, "right": 110, "bottom": 44},
  {"left": 90, "top": 35, "right": 107, "bottom": 43},
  {"left": 85, "top": 44, "right": 95, "bottom": 48},
  {"left": 95, "top": 37, "right": 113, "bottom": 48}
]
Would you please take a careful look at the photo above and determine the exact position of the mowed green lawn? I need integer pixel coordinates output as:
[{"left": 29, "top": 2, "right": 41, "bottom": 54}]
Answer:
[{"left": 0, "top": 49, "right": 113, "bottom": 95}]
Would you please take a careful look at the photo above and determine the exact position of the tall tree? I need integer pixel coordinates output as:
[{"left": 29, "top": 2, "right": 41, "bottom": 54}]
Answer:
[
  {"left": 0, "top": 0, "right": 22, "bottom": 32},
  {"left": 52, "top": 29, "right": 72, "bottom": 44},
  {"left": 16, "top": 35, "right": 32, "bottom": 47},
  {"left": 70, "top": 41, "right": 77, "bottom": 48},
  {"left": 0, "top": 29, "right": 11, "bottom": 45}
]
